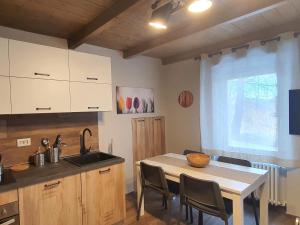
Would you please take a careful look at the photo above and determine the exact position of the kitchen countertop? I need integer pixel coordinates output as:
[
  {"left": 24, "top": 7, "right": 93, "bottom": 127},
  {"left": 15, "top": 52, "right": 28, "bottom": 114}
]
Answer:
[{"left": 0, "top": 154, "right": 124, "bottom": 193}]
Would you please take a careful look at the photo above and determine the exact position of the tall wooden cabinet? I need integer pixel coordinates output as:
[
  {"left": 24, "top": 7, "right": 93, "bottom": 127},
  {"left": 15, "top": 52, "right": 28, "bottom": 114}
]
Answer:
[
  {"left": 19, "top": 175, "right": 82, "bottom": 225},
  {"left": 81, "top": 163, "right": 126, "bottom": 225},
  {"left": 132, "top": 116, "right": 166, "bottom": 182}
]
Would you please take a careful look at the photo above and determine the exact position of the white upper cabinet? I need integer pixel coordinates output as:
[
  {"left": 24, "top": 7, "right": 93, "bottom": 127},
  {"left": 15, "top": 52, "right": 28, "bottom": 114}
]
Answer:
[
  {"left": 10, "top": 77, "right": 70, "bottom": 114},
  {"left": 0, "top": 38, "right": 9, "bottom": 76},
  {"left": 0, "top": 76, "right": 11, "bottom": 114},
  {"left": 70, "top": 82, "right": 112, "bottom": 112},
  {"left": 69, "top": 51, "right": 111, "bottom": 84},
  {"left": 9, "top": 40, "right": 69, "bottom": 81}
]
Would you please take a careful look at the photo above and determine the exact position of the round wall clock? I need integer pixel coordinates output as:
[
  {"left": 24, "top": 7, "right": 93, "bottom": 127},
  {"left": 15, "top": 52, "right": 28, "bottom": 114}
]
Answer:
[{"left": 178, "top": 90, "right": 193, "bottom": 108}]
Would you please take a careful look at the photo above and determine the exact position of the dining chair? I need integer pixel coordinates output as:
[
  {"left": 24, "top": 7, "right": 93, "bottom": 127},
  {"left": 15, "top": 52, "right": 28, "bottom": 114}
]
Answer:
[
  {"left": 217, "top": 156, "right": 259, "bottom": 225},
  {"left": 137, "top": 162, "right": 171, "bottom": 220},
  {"left": 166, "top": 150, "right": 204, "bottom": 196},
  {"left": 183, "top": 149, "right": 204, "bottom": 155},
  {"left": 180, "top": 174, "right": 232, "bottom": 225}
]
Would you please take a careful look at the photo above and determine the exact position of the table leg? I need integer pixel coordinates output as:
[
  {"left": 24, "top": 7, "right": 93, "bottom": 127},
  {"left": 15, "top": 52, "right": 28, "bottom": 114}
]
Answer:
[
  {"left": 260, "top": 178, "right": 269, "bottom": 225},
  {"left": 232, "top": 194, "right": 244, "bottom": 225},
  {"left": 136, "top": 165, "right": 144, "bottom": 216}
]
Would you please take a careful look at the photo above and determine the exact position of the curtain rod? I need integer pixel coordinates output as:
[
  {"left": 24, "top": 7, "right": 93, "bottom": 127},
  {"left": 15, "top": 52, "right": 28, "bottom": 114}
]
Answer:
[
  {"left": 194, "top": 31, "right": 300, "bottom": 61},
  {"left": 261, "top": 36, "right": 280, "bottom": 45}
]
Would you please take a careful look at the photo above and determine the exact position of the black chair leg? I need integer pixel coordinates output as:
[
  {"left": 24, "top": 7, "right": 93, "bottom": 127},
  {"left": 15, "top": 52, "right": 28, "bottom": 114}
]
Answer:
[
  {"left": 185, "top": 204, "right": 189, "bottom": 221},
  {"left": 251, "top": 192, "right": 259, "bottom": 225},
  {"left": 163, "top": 195, "right": 168, "bottom": 210},
  {"left": 137, "top": 188, "right": 144, "bottom": 221},
  {"left": 190, "top": 206, "right": 193, "bottom": 223},
  {"left": 162, "top": 195, "right": 165, "bottom": 207},
  {"left": 198, "top": 211, "right": 203, "bottom": 225}
]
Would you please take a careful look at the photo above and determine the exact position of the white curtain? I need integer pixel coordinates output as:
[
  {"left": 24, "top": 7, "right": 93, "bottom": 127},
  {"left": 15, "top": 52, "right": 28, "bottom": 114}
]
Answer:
[{"left": 200, "top": 33, "right": 300, "bottom": 167}]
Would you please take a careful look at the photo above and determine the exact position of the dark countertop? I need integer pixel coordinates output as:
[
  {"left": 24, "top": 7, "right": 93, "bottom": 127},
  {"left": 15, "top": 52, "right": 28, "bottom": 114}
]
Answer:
[{"left": 0, "top": 154, "right": 124, "bottom": 193}]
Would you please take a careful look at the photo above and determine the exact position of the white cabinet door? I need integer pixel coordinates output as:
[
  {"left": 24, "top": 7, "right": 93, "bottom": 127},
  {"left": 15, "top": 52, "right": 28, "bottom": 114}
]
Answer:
[
  {"left": 69, "top": 51, "right": 111, "bottom": 84},
  {"left": 0, "top": 76, "right": 11, "bottom": 114},
  {"left": 0, "top": 38, "right": 9, "bottom": 76},
  {"left": 9, "top": 40, "right": 69, "bottom": 81},
  {"left": 10, "top": 77, "right": 70, "bottom": 114},
  {"left": 70, "top": 82, "right": 112, "bottom": 112}
]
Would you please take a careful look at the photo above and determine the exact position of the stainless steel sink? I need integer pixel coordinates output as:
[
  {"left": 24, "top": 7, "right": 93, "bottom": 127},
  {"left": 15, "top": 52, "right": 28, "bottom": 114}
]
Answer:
[{"left": 64, "top": 152, "right": 117, "bottom": 167}]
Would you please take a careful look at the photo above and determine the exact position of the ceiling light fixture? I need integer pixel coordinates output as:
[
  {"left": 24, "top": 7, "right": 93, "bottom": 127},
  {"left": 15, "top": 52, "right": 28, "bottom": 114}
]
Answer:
[
  {"left": 188, "top": 0, "right": 212, "bottom": 13},
  {"left": 149, "top": 2, "right": 173, "bottom": 30}
]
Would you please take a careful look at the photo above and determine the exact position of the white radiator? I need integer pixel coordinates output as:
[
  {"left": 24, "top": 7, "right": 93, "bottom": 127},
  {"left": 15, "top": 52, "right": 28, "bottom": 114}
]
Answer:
[{"left": 251, "top": 162, "right": 287, "bottom": 206}]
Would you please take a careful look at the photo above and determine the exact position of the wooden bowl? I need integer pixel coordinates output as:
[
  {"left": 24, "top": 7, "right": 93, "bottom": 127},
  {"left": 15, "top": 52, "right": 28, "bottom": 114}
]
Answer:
[{"left": 186, "top": 153, "right": 210, "bottom": 168}]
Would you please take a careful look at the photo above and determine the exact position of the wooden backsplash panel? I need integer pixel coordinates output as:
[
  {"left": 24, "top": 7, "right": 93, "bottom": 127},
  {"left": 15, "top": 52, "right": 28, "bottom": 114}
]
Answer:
[{"left": 0, "top": 112, "right": 99, "bottom": 167}]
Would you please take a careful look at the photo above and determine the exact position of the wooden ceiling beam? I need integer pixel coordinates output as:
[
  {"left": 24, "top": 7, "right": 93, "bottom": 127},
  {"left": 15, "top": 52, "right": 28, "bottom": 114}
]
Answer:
[
  {"left": 68, "top": 0, "right": 141, "bottom": 49},
  {"left": 161, "top": 19, "right": 300, "bottom": 65},
  {"left": 123, "top": 0, "right": 287, "bottom": 58}
]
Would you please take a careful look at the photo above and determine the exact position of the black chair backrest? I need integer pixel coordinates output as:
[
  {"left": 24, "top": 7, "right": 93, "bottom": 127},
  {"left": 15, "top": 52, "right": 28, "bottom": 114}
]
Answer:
[
  {"left": 217, "top": 156, "right": 251, "bottom": 167},
  {"left": 183, "top": 149, "right": 203, "bottom": 155},
  {"left": 140, "top": 162, "right": 169, "bottom": 190},
  {"left": 180, "top": 174, "right": 226, "bottom": 212}
]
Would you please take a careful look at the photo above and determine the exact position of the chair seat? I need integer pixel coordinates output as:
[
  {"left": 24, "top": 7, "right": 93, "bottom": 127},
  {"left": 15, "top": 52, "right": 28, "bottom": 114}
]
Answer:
[{"left": 187, "top": 197, "right": 232, "bottom": 218}]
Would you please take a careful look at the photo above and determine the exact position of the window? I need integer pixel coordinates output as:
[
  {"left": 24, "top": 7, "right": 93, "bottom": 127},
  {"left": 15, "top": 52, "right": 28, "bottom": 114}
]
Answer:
[{"left": 227, "top": 73, "right": 278, "bottom": 152}]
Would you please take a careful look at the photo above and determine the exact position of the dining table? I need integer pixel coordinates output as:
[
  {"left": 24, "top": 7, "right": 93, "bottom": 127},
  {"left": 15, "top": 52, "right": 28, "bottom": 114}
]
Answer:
[{"left": 136, "top": 153, "right": 269, "bottom": 225}]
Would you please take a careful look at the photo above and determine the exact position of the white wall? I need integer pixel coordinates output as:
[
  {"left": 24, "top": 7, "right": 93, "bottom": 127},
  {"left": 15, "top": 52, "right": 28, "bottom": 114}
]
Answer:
[
  {"left": 161, "top": 59, "right": 201, "bottom": 154},
  {"left": 0, "top": 26, "right": 165, "bottom": 193}
]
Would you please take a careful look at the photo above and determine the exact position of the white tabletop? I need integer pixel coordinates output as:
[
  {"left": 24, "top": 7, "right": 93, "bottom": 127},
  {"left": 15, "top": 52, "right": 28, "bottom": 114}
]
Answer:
[{"left": 138, "top": 153, "right": 268, "bottom": 196}]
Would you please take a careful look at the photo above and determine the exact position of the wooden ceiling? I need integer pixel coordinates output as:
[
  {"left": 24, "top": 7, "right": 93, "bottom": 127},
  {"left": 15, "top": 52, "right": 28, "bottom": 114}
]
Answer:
[{"left": 0, "top": 0, "right": 300, "bottom": 64}]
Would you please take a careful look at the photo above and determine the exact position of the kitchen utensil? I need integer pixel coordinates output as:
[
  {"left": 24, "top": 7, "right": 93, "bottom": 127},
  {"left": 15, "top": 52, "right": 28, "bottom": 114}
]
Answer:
[
  {"left": 186, "top": 153, "right": 210, "bottom": 168},
  {"left": 47, "top": 147, "right": 59, "bottom": 163},
  {"left": 41, "top": 138, "right": 50, "bottom": 150},
  {"left": 32, "top": 152, "right": 45, "bottom": 167}
]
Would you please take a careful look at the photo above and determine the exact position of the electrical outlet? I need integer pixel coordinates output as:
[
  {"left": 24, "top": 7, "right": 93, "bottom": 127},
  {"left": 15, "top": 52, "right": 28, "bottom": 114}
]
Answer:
[{"left": 17, "top": 138, "right": 31, "bottom": 147}]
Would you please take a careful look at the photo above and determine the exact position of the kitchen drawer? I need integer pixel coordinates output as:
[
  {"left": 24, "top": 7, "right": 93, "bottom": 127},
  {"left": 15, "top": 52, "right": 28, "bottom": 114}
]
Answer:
[
  {"left": 9, "top": 40, "right": 69, "bottom": 81},
  {"left": 0, "top": 76, "right": 11, "bottom": 115},
  {"left": 70, "top": 82, "right": 112, "bottom": 112},
  {"left": 10, "top": 77, "right": 70, "bottom": 114},
  {"left": 0, "top": 190, "right": 18, "bottom": 206},
  {"left": 0, "top": 38, "right": 9, "bottom": 77},
  {"left": 69, "top": 50, "right": 111, "bottom": 84}
]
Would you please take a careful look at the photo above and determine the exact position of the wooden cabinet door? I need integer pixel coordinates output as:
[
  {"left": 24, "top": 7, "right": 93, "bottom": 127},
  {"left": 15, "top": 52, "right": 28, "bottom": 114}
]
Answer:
[
  {"left": 10, "top": 77, "right": 70, "bottom": 114},
  {"left": 70, "top": 82, "right": 112, "bottom": 112},
  {"left": 69, "top": 50, "right": 111, "bottom": 84},
  {"left": 0, "top": 76, "right": 11, "bottom": 114},
  {"left": 152, "top": 117, "right": 166, "bottom": 156},
  {"left": 82, "top": 163, "right": 125, "bottom": 225},
  {"left": 0, "top": 37, "right": 9, "bottom": 76},
  {"left": 9, "top": 40, "right": 69, "bottom": 81},
  {"left": 19, "top": 175, "right": 82, "bottom": 225}
]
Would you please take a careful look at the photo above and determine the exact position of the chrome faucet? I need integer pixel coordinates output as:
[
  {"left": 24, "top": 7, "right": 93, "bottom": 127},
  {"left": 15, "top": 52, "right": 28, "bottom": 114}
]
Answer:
[{"left": 80, "top": 128, "right": 92, "bottom": 155}]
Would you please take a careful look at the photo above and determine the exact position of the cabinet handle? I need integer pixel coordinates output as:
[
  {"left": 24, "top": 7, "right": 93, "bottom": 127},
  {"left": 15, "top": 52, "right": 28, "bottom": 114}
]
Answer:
[
  {"left": 155, "top": 118, "right": 161, "bottom": 121},
  {"left": 44, "top": 181, "right": 61, "bottom": 190},
  {"left": 36, "top": 107, "right": 51, "bottom": 111},
  {"left": 0, "top": 218, "right": 15, "bottom": 225},
  {"left": 88, "top": 107, "right": 99, "bottom": 110},
  {"left": 137, "top": 119, "right": 145, "bottom": 122},
  {"left": 86, "top": 77, "right": 98, "bottom": 81},
  {"left": 34, "top": 72, "right": 50, "bottom": 77},
  {"left": 99, "top": 168, "right": 111, "bottom": 174}
]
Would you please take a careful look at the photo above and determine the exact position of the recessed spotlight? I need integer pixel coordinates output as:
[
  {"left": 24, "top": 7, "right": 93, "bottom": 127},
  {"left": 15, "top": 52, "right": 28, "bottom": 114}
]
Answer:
[
  {"left": 149, "top": 2, "right": 173, "bottom": 30},
  {"left": 188, "top": 0, "right": 212, "bottom": 13},
  {"left": 149, "top": 21, "right": 168, "bottom": 29}
]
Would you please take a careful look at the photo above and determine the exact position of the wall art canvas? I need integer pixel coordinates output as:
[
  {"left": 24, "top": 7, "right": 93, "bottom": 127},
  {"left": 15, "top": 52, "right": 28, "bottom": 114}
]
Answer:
[{"left": 116, "top": 86, "right": 154, "bottom": 114}]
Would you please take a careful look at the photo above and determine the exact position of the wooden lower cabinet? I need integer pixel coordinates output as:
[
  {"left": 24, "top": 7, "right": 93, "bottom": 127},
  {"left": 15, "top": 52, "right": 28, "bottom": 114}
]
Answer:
[
  {"left": 18, "top": 174, "right": 82, "bottom": 225},
  {"left": 81, "top": 163, "right": 126, "bottom": 225}
]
